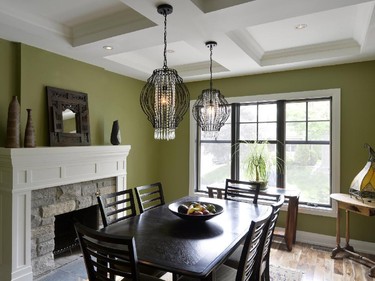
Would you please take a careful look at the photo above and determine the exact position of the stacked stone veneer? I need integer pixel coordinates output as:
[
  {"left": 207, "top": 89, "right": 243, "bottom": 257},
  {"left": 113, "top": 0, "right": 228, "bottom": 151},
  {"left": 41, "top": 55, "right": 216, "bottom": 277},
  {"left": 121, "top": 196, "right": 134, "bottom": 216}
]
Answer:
[{"left": 30, "top": 177, "right": 116, "bottom": 278}]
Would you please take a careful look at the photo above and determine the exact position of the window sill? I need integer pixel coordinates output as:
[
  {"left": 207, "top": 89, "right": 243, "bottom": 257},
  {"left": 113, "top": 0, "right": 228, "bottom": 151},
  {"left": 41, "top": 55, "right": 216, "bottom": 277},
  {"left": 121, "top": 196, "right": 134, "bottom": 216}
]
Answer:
[{"left": 296, "top": 204, "right": 336, "bottom": 218}]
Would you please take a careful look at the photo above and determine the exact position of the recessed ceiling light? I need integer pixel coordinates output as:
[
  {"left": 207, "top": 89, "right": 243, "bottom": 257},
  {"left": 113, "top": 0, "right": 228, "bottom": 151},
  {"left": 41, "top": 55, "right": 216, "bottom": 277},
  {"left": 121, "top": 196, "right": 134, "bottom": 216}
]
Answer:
[
  {"left": 167, "top": 49, "right": 175, "bottom": 53},
  {"left": 103, "top": 46, "right": 113, "bottom": 50},
  {"left": 295, "top": 24, "right": 307, "bottom": 30}
]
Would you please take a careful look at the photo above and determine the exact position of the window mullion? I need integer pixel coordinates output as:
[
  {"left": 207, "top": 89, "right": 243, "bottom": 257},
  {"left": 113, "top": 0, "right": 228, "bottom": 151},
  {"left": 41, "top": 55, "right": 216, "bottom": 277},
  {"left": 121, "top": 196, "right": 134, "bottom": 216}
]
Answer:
[
  {"left": 305, "top": 101, "right": 308, "bottom": 141},
  {"left": 195, "top": 123, "right": 201, "bottom": 191},
  {"left": 276, "top": 100, "right": 285, "bottom": 188},
  {"left": 231, "top": 103, "right": 240, "bottom": 180}
]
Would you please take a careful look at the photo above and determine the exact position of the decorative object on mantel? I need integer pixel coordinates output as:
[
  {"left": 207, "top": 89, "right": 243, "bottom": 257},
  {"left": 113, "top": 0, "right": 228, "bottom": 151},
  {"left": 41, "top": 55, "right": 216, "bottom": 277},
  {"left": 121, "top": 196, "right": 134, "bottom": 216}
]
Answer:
[
  {"left": 140, "top": 4, "right": 190, "bottom": 141},
  {"left": 192, "top": 41, "right": 230, "bottom": 139},
  {"left": 349, "top": 143, "right": 375, "bottom": 202},
  {"left": 110, "top": 120, "right": 121, "bottom": 145},
  {"left": 24, "top": 108, "right": 36, "bottom": 148},
  {"left": 5, "top": 95, "right": 20, "bottom": 148},
  {"left": 46, "top": 86, "right": 90, "bottom": 146}
]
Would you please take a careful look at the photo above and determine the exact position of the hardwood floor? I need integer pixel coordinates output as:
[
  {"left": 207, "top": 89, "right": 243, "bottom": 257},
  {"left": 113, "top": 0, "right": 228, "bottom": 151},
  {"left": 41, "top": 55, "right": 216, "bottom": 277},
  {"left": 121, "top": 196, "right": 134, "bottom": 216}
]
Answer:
[
  {"left": 270, "top": 237, "right": 375, "bottom": 281},
  {"left": 37, "top": 237, "right": 374, "bottom": 281}
]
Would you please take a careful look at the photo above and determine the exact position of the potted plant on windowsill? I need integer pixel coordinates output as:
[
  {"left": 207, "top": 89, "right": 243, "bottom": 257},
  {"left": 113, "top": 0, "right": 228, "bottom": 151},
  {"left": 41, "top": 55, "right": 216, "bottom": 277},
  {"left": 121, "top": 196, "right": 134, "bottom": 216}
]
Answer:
[{"left": 243, "top": 141, "right": 280, "bottom": 190}]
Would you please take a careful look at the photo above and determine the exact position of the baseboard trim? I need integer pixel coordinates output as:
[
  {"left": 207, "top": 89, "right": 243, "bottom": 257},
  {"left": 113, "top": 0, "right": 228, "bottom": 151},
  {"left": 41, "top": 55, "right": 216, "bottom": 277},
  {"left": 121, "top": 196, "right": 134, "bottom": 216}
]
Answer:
[{"left": 274, "top": 227, "right": 375, "bottom": 255}]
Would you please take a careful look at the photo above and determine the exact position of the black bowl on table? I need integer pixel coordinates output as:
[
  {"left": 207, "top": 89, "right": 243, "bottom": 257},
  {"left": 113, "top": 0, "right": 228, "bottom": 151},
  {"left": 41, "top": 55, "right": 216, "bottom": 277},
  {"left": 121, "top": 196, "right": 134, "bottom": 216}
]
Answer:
[{"left": 168, "top": 201, "right": 224, "bottom": 222}]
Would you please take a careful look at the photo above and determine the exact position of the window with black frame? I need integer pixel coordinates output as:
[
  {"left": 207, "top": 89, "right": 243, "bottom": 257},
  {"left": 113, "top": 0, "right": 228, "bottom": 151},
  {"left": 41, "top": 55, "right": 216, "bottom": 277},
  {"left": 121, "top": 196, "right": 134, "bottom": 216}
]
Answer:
[{"left": 195, "top": 97, "right": 332, "bottom": 208}]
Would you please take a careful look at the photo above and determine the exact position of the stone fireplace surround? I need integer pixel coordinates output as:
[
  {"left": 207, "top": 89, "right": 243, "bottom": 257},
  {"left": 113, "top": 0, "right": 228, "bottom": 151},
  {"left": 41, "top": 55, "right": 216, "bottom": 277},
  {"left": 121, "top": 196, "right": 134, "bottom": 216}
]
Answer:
[
  {"left": 0, "top": 145, "right": 131, "bottom": 281},
  {"left": 31, "top": 177, "right": 115, "bottom": 278}
]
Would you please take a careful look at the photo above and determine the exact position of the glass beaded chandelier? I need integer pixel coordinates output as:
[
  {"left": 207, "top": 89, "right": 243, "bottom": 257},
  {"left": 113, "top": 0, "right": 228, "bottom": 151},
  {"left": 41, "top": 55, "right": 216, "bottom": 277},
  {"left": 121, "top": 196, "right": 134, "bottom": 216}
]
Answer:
[
  {"left": 140, "top": 4, "right": 189, "bottom": 140},
  {"left": 192, "top": 41, "right": 230, "bottom": 138}
]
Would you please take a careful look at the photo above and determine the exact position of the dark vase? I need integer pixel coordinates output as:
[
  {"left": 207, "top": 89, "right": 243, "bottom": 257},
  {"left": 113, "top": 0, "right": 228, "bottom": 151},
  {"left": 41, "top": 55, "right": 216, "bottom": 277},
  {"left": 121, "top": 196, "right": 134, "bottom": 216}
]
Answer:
[
  {"left": 5, "top": 96, "right": 20, "bottom": 148},
  {"left": 24, "top": 109, "right": 36, "bottom": 148},
  {"left": 110, "top": 120, "right": 121, "bottom": 145}
]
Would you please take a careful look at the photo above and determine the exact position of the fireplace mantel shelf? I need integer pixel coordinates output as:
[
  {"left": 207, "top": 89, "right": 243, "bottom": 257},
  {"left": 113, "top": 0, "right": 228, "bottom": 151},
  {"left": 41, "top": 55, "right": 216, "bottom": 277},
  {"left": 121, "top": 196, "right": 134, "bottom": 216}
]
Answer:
[{"left": 0, "top": 145, "right": 131, "bottom": 281}]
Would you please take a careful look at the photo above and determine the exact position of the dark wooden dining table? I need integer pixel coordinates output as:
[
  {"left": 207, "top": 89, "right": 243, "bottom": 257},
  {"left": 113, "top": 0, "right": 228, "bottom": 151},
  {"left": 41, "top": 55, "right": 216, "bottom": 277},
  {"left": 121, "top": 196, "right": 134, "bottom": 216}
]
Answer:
[{"left": 100, "top": 195, "right": 271, "bottom": 281}]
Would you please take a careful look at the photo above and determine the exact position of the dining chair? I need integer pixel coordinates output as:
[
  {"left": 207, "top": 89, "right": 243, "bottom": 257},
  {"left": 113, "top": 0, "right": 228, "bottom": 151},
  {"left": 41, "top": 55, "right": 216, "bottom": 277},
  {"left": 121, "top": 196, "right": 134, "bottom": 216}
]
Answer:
[
  {"left": 97, "top": 189, "right": 166, "bottom": 278},
  {"left": 207, "top": 186, "right": 224, "bottom": 199},
  {"left": 134, "top": 182, "right": 165, "bottom": 213},
  {"left": 225, "top": 178, "right": 282, "bottom": 206},
  {"left": 97, "top": 189, "right": 137, "bottom": 227},
  {"left": 74, "top": 222, "right": 163, "bottom": 281},
  {"left": 224, "top": 195, "right": 285, "bottom": 281},
  {"left": 178, "top": 207, "right": 272, "bottom": 281},
  {"left": 224, "top": 178, "right": 262, "bottom": 204}
]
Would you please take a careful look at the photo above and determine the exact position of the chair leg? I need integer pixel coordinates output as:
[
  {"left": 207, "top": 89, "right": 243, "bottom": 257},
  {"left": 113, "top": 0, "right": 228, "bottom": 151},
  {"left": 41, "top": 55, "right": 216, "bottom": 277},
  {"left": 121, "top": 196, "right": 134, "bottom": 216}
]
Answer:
[
  {"left": 263, "top": 264, "right": 270, "bottom": 281},
  {"left": 173, "top": 273, "right": 180, "bottom": 281}
]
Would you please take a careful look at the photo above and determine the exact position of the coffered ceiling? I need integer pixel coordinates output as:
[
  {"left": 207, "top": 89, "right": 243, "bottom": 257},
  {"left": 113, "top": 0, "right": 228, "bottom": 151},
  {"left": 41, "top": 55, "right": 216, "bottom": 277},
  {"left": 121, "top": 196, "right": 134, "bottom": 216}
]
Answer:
[{"left": 0, "top": 0, "right": 374, "bottom": 82}]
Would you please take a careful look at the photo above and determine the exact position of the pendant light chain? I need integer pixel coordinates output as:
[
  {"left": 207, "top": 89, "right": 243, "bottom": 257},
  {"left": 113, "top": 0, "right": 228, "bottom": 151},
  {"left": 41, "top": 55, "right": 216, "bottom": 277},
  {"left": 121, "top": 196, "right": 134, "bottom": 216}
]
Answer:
[
  {"left": 209, "top": 43, "right": 213, "bottom": 91},
  {"left": 163, "top": 12, "right": 168, "bottom": 68}
]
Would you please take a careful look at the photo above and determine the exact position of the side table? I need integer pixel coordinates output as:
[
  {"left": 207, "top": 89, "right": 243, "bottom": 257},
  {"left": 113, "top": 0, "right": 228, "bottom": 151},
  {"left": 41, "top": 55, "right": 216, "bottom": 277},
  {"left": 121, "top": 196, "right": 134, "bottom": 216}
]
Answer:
[{"left": 330, "top": 193, "right": 375, "bottom": 278}]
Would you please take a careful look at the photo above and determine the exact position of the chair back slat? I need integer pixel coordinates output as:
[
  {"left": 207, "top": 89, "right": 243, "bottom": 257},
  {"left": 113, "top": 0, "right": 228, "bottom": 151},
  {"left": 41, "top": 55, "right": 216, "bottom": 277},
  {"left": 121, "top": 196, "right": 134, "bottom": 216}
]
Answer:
[
  {"left": 236, "top": 207, "right": 272, "bottom": 281},
  {"left": 97, "top": 189, "right": 136, "bottom": 227},
  {"left": 135, "top": 182, "right": 165, "bottom": 213},
  {"left": 225, "top": 179, "right": 261, "bottom": 204},
  {"left": 74, "top": 222, "right": 139, "bottom": 281},
  {"left": 106, "top": 197, "right": 131, "bottom": 208}
]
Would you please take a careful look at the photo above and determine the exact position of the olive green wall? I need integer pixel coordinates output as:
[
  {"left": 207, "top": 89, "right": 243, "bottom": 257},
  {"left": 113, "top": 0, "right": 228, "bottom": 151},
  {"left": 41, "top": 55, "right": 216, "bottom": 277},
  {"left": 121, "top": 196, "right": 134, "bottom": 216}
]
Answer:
[
  {"left": 0, "top": 40, "right": 161, "bottom": 189},
  {"left": 1, "top": 37, "right": 375, "bottom": 243},
  {"left": 168, "top": 61, "right": 375, "bottom": 243},
  {"left": 0, "top": 40, "right": 19, "bottom": 147}
]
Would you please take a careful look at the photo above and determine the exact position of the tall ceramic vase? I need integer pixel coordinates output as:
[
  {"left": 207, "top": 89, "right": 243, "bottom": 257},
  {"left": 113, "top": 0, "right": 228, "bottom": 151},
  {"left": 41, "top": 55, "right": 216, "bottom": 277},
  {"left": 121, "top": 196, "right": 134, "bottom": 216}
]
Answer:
[
  {"left": 24, "top": 108, "right": 36, "bottom": 148},
  {"left": 5, "top": 96, "right": 20, "bottom": 148},
  {"left": 110, "top": 120, "right": 121, "bottom": 145}
]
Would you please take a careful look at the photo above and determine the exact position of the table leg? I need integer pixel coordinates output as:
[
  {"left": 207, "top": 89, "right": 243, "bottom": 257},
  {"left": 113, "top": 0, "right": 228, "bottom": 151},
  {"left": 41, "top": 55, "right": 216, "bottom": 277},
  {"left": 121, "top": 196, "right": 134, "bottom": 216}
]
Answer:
[
  {"left": 291, "top": 197, "right": 299, "bottom": 244},
  {"left": 284, "top": 196, "right": 299, "bottom": 251},
  {"left": 344, "top": 210, "right": 354, "bottom": 252},
  {"left": 331, "top": 203, "right": 341, "bottom": 258}
]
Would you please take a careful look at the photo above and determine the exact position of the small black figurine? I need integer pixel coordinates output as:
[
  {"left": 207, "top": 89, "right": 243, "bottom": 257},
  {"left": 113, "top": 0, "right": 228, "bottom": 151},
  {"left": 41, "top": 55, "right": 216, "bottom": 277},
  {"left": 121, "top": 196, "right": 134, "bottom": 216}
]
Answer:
[{"left": 110, "top": 120, "right": 121, "bottom": 145}]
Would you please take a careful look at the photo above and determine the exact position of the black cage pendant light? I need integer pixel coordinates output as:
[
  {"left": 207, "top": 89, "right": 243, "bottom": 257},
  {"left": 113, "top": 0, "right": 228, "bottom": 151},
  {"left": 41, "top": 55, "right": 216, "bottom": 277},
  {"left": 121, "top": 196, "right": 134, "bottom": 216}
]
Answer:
[
  {"left": 192, "top": 41, "right": 230, "bottom": 138},
  {"left": 140, "top": 4, "right": 189, "bottom": 140}
]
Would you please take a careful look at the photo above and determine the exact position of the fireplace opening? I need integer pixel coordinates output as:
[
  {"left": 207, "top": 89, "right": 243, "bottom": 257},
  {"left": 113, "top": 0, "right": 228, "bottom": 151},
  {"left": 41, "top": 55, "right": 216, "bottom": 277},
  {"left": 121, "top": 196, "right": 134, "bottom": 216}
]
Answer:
[{"left": 54, "top": 205, "right": 99, "bottom": 257}]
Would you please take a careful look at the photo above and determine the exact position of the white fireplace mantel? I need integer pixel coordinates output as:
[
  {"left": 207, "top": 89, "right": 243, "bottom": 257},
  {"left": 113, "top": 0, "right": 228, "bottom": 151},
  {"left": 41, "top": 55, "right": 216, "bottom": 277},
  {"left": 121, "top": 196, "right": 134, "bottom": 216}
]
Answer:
[{"left": 0, "top": 145, "right": 131, "bottom": 281}]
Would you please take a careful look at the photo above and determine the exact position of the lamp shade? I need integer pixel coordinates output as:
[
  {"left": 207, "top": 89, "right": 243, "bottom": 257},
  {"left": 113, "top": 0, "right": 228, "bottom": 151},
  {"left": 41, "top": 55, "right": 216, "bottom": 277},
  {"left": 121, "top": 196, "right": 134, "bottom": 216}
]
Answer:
[
  {"left": 349, "top": 143, "right": 375, "bottom": 201},
  {"left": 192, "top": 88, "right": 230, "bottom": 137},
  {"left": 140, "top": 66, "right": 189, "bottom": 140}
]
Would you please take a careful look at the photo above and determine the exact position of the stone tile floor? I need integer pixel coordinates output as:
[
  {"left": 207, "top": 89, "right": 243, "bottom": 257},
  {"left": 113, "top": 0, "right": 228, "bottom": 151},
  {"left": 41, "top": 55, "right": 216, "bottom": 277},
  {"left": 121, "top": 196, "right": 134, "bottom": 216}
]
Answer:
[
  {"left": 34, "top": 249, "right": 172, "bottom": 281},
  {"left": 35, "top": 257, "right": 87, "bottom": 281}
]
